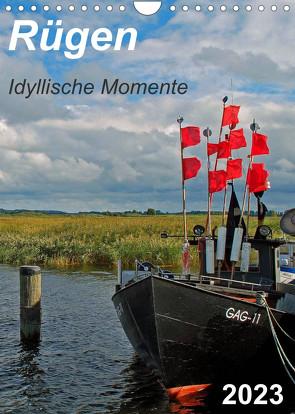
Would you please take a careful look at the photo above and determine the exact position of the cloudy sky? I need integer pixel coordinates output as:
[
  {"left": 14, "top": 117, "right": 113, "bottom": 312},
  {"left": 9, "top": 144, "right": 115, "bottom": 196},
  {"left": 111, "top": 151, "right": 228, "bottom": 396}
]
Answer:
[{"left": 0, "top": 1, "right": 295, "bottom": 212}]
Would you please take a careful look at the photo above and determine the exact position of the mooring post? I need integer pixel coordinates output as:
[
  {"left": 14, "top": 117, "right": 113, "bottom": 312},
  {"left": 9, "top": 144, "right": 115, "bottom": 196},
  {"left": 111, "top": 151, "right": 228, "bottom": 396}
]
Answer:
[
  {"left": 116, "top": 259, "right": 122, "bottom": 292},
  {"left": 20, "top": 266, "right": 41, "bottom": 342}
]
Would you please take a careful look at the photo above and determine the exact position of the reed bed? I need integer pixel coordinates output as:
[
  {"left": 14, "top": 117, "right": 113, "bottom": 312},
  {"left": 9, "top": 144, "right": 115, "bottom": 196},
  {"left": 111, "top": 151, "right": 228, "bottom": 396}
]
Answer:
[{"left": 0, "top": 214, "right": 282, "bottom": 268}]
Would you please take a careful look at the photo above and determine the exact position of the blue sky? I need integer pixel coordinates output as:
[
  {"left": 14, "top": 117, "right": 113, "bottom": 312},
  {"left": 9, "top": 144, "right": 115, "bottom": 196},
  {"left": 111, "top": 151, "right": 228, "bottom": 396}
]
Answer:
[{"left": 0, "top": 1, "right": 295, "bottom": 213}]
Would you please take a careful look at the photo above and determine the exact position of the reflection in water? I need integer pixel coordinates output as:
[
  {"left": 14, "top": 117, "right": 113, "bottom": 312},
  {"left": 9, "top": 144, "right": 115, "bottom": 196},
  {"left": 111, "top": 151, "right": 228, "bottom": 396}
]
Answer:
[
  {"left": 16, "top": 342, "right": 48, "bottom": 402},
  {"left": 114, "top": 355, "right": 168, "bottom": 413},
  {"left": 114, "top": 355, "right": 215, "bottom": 414}
]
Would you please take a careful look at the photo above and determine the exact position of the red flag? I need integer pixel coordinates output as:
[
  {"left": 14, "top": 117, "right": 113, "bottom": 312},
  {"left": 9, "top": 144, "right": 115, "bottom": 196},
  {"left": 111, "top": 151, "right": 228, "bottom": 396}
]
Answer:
[
  {"left": 207, "top": 141, "right": 230, "bottom": 158},
  {"left": 222, "top": 105, "right": 240, "bottom": 127},
  {"left": 183, "top": 157, "right": 201, "bottom": 180},
  {"left": 226, "top": 159, "right": 243, "bottom": 180},
  {"left": 229, "top": 128, "right": 247, "bottom": 150},
  {"left": 251, "top": 133, "right": 269, "bottom": 156},
  {"left": 181, "top": 127, "right": 201, "bottom": 149},
  {"left": 209, "top": 170, "right": 227, "bottom": 193},
  {"left": 217, "top": 141, "right": 230, "bottom": 159},
  {"left": 246, "top": 163, "right": 270, "bottom": 193},
  {"left": 207, "top": 143, "right": 219, "bottom": 156}
]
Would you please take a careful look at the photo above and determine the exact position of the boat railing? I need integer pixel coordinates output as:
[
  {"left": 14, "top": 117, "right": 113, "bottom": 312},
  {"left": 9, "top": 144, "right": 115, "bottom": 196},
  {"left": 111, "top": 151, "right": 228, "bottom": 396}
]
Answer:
[
  {"left": 157, "top": 269, "right": 273, "bottom": 291},
  {"left": 198, "top": 274, "right": 272, "bottom": 291},
  {"left": 119, "top": 260, "right": 274, "bottom": 291}
]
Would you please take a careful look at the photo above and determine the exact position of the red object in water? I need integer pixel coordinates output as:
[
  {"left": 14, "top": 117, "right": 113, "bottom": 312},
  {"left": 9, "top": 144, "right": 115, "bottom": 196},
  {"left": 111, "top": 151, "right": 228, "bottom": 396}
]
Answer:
[{"left": 167, "top": 383, "right": 211, "bottom": 406}]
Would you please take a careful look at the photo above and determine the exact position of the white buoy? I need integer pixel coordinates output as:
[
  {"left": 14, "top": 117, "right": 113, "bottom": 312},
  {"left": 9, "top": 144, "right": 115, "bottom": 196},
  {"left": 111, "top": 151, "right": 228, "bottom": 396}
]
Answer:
[
  {"left": 206, "top": 238, "right": 215, "bottom": 274},
  {"left": 230, "top": 227, "right": 244, "bottom": 263},
  {"left": 216, "top": 226, "right": 227, "bottom": 261},
  {"left": 240, "top": 242, "right": 251, "bottom": 273}
]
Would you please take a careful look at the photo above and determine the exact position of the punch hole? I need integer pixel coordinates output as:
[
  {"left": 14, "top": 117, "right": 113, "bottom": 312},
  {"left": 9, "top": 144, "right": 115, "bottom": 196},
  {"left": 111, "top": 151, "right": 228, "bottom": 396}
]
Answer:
[
  {"left": 220, "top": 5, "right": 227, "bottom": 12},
  {"left": 170, "top": 5, "right": 176, "bottom": 11},
  {"left": 245, "top": 5, "right": 252, "bottom": 11},
  {"left": 208, "top": 5, "right": 214, "bottom": 11},
  {"left": 119, "top": 5, "right": 126, "bottom": 11},
  {"left": 195, "top": 5, "right": 201, "bottom": 11},
  {"left": 5, "top": 5, "right": 12, "bottom": 11},
  {"left": 56, "top": 5, "right": 62, "bottom": 11},
  {"left": 107, "top": 5, "right": 113, "bottom": 11},
  {"left": 94, "top": 5, "right": 100, "bottom": 11},
  {"left": 69, "top": 5, "right": 75, "bottom": 11},
  {"left": 82, "top": 5, "right": 88, "bottom": 11},
  {"left": 43, "top": 5, "right": 50, "bottom": 11}
]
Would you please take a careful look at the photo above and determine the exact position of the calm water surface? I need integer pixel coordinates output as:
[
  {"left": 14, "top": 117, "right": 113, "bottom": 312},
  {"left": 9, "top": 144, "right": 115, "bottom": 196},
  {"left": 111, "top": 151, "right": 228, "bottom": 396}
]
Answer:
[{"left": 1, "top": 265, "right": 210, "bottom": 414}]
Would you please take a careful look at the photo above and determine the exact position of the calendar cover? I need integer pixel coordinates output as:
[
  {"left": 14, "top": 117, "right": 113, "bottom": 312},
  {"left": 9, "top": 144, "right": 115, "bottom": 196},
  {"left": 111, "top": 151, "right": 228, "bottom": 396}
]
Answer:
[{"left": 1, "top": 1, "right": 295, "bottom": 413}]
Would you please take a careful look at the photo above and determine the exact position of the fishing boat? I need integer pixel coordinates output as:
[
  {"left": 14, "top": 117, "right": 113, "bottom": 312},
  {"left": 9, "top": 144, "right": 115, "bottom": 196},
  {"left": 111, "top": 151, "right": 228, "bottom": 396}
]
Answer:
[{"left": 112, "top": 100, "right": 295, "bottom": 409}]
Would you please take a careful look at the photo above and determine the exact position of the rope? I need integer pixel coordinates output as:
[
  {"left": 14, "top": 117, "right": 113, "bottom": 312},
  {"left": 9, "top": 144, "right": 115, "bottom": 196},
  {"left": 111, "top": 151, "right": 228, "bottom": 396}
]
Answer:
[
  {"left": 266, "top": 306, "right": 295, "bottom": 372},
  {"left": 265, "top": 301, "right": 295, "bottom": 343},
  {"left": 264, "top": 300, "right": 295, "bottom": 385}
]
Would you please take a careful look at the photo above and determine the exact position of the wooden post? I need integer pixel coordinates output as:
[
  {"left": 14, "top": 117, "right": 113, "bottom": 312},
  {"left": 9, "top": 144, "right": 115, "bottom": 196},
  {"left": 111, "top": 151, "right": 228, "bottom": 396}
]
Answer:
[
  {"left": 116, "top": 259, "right": 122, "bottom": 291},
  {"left": 20, "top": 266, "right": 41, "bottom": 342}
]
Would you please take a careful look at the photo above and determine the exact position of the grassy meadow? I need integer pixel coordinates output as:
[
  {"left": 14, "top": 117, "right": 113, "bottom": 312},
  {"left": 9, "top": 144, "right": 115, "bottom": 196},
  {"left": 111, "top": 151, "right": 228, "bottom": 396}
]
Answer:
[{"left": 0, "top": 213, "right": 283, "bottom": 269}]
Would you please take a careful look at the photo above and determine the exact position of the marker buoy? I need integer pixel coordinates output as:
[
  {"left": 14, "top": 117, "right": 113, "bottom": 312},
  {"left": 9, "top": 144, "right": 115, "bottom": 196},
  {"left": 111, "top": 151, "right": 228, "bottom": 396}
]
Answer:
[
  {"left": 230, "top": 227, "right": 243, "bottom": 263},
  {"left": 206, "top": 239, "right": 215, "bottom": 274}
]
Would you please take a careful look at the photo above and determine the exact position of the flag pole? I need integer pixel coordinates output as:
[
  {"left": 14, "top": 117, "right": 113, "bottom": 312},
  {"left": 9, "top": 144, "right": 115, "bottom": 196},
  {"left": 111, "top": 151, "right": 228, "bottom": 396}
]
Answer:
[
  {"left": 244, "top": 120, "right": 259, "bottom": 239},
  {"left": 245, "top": 175, "right": 252, "bottom": 241},
  {"left": 177, "top": 116, "right": 188, "bottom": 242},
  {"left": 231, "top": 122, "right": 257, "bottom": 280},
  {"left": 231, "top": 121, "right": 259, "bottom": 281},
  {"left": 178, "top": 116, "right": 190, "bottom": 276},
  {"left": 214, "top": 97, "right": 228, "bottom": 172},
  {"left": 217, "top": 133, "right": 231, "bottom": 277},
  {"left": 203, "top": 127, "right": 212, "bottom": 236},
  {"left": 221, "top": 182, "right": 229, "bottom": 227},
  {"left": 239, "top": 122, "right": 255, "bottom": 226},
  {"left": 206, "top": 96, "right": 228, "bottom": 232},
  {"left": 221, "top": 133, "right": 230, "bottom": 226}
]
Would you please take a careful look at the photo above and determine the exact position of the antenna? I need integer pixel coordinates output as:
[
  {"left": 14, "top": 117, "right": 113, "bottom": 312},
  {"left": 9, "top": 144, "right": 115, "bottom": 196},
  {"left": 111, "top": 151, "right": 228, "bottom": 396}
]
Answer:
[
  {"left": 231, "top": 78, "right": 234, "bottom": 105},
  {"left": 203, "top": 127, "right": 213, "bottom": 236}
]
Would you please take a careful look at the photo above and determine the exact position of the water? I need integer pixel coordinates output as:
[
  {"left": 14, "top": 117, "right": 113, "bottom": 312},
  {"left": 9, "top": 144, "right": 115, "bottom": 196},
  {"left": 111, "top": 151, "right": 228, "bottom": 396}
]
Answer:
[
  {"left": 1, "top": 265, "right": 294, "bottom": 414},
  {"left": 0, "top": 265, "right": 198, "bottom": 414}
]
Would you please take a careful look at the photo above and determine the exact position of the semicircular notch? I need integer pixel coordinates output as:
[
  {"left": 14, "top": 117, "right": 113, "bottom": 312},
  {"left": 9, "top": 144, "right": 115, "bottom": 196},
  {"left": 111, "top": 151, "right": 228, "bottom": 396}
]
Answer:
[{"left": 133, "top": 1, "right": 162, "bottom": 15}]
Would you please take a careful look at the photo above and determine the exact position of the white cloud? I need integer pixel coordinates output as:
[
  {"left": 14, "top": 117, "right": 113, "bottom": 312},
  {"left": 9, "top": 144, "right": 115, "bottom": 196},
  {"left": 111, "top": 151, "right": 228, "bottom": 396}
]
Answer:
[{"left": 0, "top": 5, "right": 294, "bottom": 212}]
